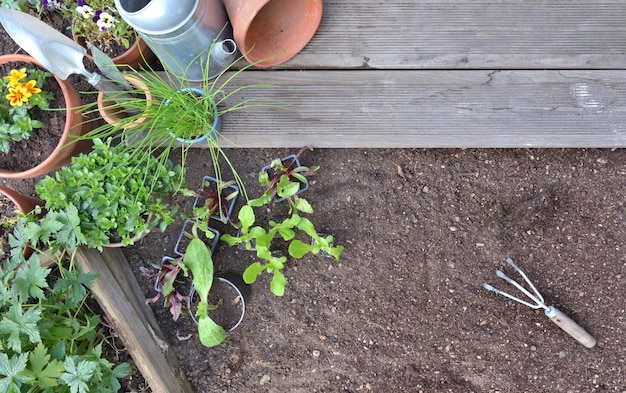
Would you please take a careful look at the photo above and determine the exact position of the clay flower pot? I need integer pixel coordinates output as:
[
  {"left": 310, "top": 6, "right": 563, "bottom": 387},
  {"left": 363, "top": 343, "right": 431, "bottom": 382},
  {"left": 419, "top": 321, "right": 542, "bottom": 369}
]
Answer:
[
  {"left": 0, "top": 186, "right": 44, "bottom": 258},
  {"left": 97, "top": 74, "right": 152, "bottom": 129},
  {"left": 0, "top": 54, "right": 93, "bottom": 179},
  {"left": 0, "top": 186, "right": 42, "bottom": 215},
  {"left": 223, "top": 0, "right": 323, "bottom": 67},
  {"left": 78, "top": 34, "right": 156, "bottom": 69}
]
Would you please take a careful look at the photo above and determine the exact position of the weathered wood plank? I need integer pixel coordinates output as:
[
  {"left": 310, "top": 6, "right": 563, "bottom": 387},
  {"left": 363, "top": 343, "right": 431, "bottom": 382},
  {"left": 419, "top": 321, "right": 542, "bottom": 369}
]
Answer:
[
  {"left": 195, "top": 69, "right": 626, "bottom": 148},
  {"left": 275, "top": 0, "right": 626, "bottom": 70},
  {"left": 75, "top": 247, "right": 194, "bottom": 393}
]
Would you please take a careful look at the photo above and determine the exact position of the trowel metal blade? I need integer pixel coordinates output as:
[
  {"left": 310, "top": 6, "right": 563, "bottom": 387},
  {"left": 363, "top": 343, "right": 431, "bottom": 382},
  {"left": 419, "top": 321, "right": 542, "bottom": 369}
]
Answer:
[
  {"left": 91, "top": 45, "right": 132, "bottom": 90},
  {"left": 0, "top": 8, "right": 88, "bottom": 80}
]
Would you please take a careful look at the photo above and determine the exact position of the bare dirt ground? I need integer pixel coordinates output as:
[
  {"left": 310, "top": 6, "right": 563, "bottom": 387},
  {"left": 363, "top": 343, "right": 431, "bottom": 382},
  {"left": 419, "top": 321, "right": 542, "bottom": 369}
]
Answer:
[
  {"left": 123, "top": 147, "right": 626, "bottom": 393},
  {"left": 2, "top": 22, "right": 626, "bottom": 393}
]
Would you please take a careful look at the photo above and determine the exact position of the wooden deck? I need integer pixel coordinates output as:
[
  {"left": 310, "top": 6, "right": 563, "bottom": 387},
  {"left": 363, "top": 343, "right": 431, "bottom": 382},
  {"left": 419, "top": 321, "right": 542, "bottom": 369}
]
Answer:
[{"left": 214, "top": 0, "right": 626, "bottom": 148}]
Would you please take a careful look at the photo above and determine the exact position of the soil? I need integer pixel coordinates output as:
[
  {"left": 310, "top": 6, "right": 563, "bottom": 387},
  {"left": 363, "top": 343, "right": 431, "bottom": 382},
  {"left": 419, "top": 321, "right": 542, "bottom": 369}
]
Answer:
[{"left": 2, "top": 17, "right": 626, "bottom": 393}]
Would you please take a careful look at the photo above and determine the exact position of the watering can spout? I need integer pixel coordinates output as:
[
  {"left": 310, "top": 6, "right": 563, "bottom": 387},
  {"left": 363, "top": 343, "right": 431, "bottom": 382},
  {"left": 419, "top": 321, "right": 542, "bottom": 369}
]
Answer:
[{"left": 211, "top": 39, "right": 237, "bottom": 70}]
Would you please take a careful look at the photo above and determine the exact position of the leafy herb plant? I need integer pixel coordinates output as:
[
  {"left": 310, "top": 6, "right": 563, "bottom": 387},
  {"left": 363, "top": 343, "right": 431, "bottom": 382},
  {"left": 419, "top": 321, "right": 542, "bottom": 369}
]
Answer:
[
  {"left": 34, "top": 138, "right": 182, "bottom": 249},
  {"left": 142, "top": 238, "right": 228, "bottom": 348},
  {"left": 251, "top": 146, "right": 320, "bottom": 211},
  {"left": 0, "top": 67, "right": 53, "bottom": 153},
  {"left": 1, "top": 211, "right": 130, "bottom": 392}
]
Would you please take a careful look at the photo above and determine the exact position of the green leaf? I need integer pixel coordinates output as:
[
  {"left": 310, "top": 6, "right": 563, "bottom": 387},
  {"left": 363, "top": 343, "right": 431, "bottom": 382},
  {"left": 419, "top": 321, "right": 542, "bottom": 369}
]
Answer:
[
  {"left": 276, "top": 176, "right": 300, "bottom": 198},
  {"left": 238, "top": 205, "right": 255, "bottom": 233},
  {"left": 242, "top": 262, "right": 266, "bottom": 284},
  {"left": 0, "top": 353, "right": 30, "bottom": 393},
  {"left": 327, "top": 244, "right": 344, "bottom": 261},
  {"left": 111, "top": 363, "right": 131, "bottom": 379},
  {"left": 270, "top": 270, "right": 287, "bottom": 297},
  {"left": 247, "top": 192, "right": 272, "bottom": 207},
  {"left": 197, "top": 313, "right": 227, "bottom": 347},
  {"left": 60, "top": 357, "right": 97, "bottom": 393},
  {"left": 53, "top": 268, "right": 98, "bottom": 307},
  {"left": 21, "top": 344, "right": 64, "bottom": 388},
  {"left": 184, "top": 238, "right": 228, "bottom": 347},
  {"left": 294, "top": 198, "right": 314, "bottom": 214},
  {"left": 184, "top": 238, "right": 214, "bottom": 301},
  {"left": 12, "top": 258, "right": 50, "bottom": 301},
  {"left": 288, "top": 239, "right": 317, "bottom": 258},
  {"left": 0, "top": 305, "right": 42, "bottom": 353}
]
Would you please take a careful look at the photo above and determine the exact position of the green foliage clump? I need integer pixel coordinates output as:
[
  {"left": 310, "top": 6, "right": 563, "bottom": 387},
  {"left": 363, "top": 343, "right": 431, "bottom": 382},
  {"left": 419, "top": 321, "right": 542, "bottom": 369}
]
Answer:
[
  {"left": 34, "top": 138, "right": 182, "bottom": 249},
  {"left": 0, "top": 252, "right": 130, "bottom": 392}
]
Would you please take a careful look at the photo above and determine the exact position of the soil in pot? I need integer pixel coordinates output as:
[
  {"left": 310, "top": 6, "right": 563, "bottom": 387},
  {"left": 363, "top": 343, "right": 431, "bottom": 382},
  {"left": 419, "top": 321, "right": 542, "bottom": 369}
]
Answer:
[
  {"left": 189, "top": 276, "right": 246, "bottom": 331},
  {"left": 0, "top": 61, "right": 67, "bottom": 173}
]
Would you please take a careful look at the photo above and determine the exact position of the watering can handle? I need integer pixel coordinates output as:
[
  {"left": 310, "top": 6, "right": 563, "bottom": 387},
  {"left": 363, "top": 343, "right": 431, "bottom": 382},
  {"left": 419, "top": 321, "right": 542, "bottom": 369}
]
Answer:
[{"left": 546, "top": 307, "right": 596, "bottom": 348}]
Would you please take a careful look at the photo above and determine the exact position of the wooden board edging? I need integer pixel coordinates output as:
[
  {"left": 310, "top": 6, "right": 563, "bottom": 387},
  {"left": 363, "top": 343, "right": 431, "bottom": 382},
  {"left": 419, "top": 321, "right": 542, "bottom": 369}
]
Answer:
[{"left": 75, "top": 247, "right": 194, "bottom": 393}]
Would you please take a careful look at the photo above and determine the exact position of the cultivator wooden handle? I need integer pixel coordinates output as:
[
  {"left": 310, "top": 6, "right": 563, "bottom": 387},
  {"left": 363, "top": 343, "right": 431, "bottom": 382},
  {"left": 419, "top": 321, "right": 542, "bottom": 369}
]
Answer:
[{"left": 546, "top": 307, "right": 596, "bottom": 348}]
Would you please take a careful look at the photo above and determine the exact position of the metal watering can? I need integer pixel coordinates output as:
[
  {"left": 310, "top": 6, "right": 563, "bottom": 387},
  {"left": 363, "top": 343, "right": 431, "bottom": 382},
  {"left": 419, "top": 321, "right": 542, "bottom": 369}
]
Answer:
[{"left": 115, "top": 0, "right": 237, "bottom": 81}]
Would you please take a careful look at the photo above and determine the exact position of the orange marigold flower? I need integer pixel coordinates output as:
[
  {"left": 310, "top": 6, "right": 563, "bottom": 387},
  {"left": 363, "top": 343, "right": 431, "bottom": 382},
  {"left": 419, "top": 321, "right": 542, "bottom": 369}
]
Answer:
[
  {"left": 19, "top": 79, "right": 41, "bottom": 96},
  {"left": 3, "top": 68, "right": 27, "bottom": 87},
  {"left": 6, "top": 85, "right": 32, "bottom": 106}
]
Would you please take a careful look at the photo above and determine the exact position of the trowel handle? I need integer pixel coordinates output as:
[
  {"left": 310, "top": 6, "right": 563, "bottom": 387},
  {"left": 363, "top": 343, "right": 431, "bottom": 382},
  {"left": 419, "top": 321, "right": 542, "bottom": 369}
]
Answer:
[{"left": 546, "top": 307, "right": 596, "bottom": 348}]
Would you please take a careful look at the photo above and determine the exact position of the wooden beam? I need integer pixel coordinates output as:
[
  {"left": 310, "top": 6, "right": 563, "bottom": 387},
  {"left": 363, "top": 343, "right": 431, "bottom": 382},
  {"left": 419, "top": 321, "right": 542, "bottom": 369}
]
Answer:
[
  {"left": 74, "top": 247, "right": 194, "bottom": 393},
  {"left": 190, "top": 70, "right": 626, "bottom": 148},
  {"left": 276, "top": 0, "right": 626, "bottom": 70}
]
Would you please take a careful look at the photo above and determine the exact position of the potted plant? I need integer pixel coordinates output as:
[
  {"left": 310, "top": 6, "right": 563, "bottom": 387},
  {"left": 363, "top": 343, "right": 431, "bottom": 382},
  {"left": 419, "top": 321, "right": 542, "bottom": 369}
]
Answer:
[
  {"left": 143, "top": 236, "right": 247, "bottom": 348},
  {"left": 39, "top": 0, "right": 153, "bottom": 67},
  {"left": 0, "top": 54, "right": 92, "bottom": 178},
  {"left": 82, "top": 40, "right": 288, "bottom": 194},
  {"left": 222, "top": 151, "right": 343, "bottom": 296},
  {"left": 184, "top": 175, "right": 240, "bottom": 225},
  {"left": 255, "top": 146, "right": 320, "bottom": 207},
  {"left": 32, "top": 137, "right": 181, "bottom": 249},
  {"left": 0, "top": 185, "right": 42, "bottom": 258}
]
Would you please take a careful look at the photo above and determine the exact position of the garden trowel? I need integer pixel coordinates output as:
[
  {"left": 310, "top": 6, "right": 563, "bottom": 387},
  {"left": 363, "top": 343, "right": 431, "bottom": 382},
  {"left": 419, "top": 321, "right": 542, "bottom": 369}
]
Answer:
[
  {"left": 90, "top": 45, "right": 132, "bottom": 91},
  {"left": 0, "top": 8, "right": 130, "bottom": 95}
]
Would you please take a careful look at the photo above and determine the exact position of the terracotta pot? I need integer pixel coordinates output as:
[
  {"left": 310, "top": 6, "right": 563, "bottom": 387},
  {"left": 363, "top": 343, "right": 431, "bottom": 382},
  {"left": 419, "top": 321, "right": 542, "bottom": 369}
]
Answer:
[
  {"left": 80, "top": 34, "right": 156, "bottom": 69},
  {"left": 0, "top": 54, "right": 93, "bottom": 179},
  {"left": 223, "top": 0, "right": 323, "bottom": 67},
  {"left": 0, "top": 186, "right": 44, "bottom": 258},
  {"left": 97, "top": 74, "right": 153, "bottom": 129},
  {"left": 0, "top": 186, "right": 42, "bottom": 215}
]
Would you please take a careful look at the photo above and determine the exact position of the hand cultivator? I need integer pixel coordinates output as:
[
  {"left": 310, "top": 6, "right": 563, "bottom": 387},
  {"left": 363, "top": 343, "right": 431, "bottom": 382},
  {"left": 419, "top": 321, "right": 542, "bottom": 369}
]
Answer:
[{"left": 484, "top": 258, "right": 596, "bottom": 348}]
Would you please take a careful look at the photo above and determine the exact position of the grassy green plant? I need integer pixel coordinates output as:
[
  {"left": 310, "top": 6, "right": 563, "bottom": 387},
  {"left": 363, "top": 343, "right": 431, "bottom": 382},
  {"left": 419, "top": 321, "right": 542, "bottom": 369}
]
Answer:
[
  {"left": 0, "top": 67, "right": 53, "bottom": 153},
  {"left": 34, "top": 137, "right": 181, "bottom": 249},
  {"left": 75, "top": 39, "right": 289, "bottom": 197}
]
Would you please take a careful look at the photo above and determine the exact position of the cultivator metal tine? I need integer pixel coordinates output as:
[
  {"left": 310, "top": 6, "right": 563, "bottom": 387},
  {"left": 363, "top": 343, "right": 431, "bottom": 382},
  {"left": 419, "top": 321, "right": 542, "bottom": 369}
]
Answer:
[
  {"left": 504, "top": 257, "right": 545, "bottom": 305},
  {"left": 483, "top": 258, "right": 550, "bottom": 312},
  {"left": 483, "top": 283, "right": 543, "bottom": 309}
]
